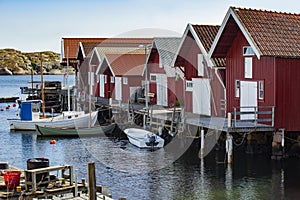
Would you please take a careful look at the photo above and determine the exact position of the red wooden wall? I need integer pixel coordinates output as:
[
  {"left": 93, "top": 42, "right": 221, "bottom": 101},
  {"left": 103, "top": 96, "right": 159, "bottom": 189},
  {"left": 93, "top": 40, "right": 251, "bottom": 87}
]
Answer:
[{"left": 226, "top": 29, "right": 300, "bottom": 131}]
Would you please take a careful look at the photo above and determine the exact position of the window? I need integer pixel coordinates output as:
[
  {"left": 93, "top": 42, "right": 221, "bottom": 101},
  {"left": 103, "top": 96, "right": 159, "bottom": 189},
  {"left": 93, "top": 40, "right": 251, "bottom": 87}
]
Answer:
[
  {"left": 244, "top": 57, "right": 253, "bottom": 78},
  {"left": 243, "top": 46, "right": 255, "bottom": 56},
  {"left": 104, "top": 75, "right": 107, "bottom": 84},
  {"left": 111, "top": 76, "right": 115, "bottom": 83},
  {"left": 258, "top": 81, "right": 264, "bottom": 100},
  {"left": 150, "top": 74, "right": 156, "bottom": 82},
  {"left": 186, "top": 80, "right": 193, "bottom": 92},
  {"left": 197, "top": 54, "right": 204, "bottom": 76},
  {"left": 123, "top": 77, "right": 128, "bottom": 85},
  {"left": 235, "top": 80, "right": 240, "bottom": 98}
]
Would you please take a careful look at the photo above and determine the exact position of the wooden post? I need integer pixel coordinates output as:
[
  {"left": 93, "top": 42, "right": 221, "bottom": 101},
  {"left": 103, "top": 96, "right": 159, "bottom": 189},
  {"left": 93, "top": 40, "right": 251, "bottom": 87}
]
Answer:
[
  {"left": 69, "top": 165, "right": 74, "bottom": 186},
  {"left": 233, "top": 107, "right": 237, "bottom": 128},
  {"left": 74, "top": 169, "right": 78, "bottom": 197},
  {"left": 227, "top": 112, "right": 232, "bottom": 128},
  {"left": 32, "top": 172, "right": 37, "bottom": 193},
  {"left": 226, "top": 133, "right": 233, "bottom": 164},
  {"left": 200, "top": 129, "right": 205, "bottom": 159},
  {"left": 88, "top": 162, "right": 96, "bottom": 200},
  {"left": 40, "top": 53, "right": 45, "bottom": 118}
]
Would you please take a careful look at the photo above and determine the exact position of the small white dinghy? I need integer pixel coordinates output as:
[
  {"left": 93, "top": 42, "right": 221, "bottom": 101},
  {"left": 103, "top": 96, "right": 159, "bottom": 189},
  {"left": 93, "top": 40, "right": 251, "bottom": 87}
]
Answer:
[{"left": 123, "top": 128, "right": 164, "bottom": 149}]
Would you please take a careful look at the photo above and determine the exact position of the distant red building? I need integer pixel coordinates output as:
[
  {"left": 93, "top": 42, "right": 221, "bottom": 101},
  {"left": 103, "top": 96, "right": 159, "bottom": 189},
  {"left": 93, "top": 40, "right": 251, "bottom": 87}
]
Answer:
[
  {"left": 209, "top": 7, "right": 300, "bottom": 131},
  {"left": 76, "top": 38, "right": 152, "bottom": 98},
  {"left": 96, "top": 54, "right": 145, "bottom": 103}
]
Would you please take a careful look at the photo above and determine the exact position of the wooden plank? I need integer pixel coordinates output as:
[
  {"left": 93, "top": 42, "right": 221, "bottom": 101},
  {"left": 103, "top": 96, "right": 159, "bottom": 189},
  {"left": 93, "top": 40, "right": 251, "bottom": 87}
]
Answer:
[{"left": 25, "top": 165, "right": 71, "bottom": 174}]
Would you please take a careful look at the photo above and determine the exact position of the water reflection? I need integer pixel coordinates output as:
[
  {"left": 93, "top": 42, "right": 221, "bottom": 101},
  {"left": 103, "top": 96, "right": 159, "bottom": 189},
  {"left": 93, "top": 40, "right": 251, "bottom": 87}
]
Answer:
[{"left": 1, "top": 118, "right": 300, "bottom": 199}]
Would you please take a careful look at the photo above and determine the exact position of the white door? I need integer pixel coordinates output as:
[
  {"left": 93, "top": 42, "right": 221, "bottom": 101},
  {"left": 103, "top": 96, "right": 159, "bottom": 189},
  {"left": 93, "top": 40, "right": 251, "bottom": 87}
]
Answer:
[
  {"left": 192, "top": 78, "right": 211, "bottom": 116},
  {"left": 156, "top": 74, "right": 168, "bottom": 106},
  {"left": 240, "top": 81, "right": 257, "bottom": 120},
  {"left": 115, "top": 77, "right": 122, "bottom": 101},
  {"left": 99, "top": 74, "right": 105, "bottom": 97}
]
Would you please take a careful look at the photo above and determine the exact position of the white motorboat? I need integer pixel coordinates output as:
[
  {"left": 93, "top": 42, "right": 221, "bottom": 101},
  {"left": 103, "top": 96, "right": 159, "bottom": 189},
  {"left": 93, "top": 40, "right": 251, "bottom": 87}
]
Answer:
[
  {"left": 123, "top": 128, "right": 164, "bottom": 149},
  {"left": 8, "top": 100, "right": 98, "bottom": 131}
]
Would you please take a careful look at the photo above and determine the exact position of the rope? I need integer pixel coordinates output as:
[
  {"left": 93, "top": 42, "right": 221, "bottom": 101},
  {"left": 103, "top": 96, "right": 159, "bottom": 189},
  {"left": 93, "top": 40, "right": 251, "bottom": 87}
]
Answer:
[
  {"left": 232, "top": 130, "right": 254, "bottom": 147},
  {"left": 284, "top": 136, "right": 300, "bottom": 143}
]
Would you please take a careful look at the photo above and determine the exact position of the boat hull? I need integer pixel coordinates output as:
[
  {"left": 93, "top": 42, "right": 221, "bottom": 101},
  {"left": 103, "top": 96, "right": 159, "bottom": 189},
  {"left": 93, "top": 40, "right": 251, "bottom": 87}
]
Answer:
[
  {"left": 8, "top": 111, "right": 98, "bottom": 131},
  {"left": 124, "top": 128, "right": 164, "bottom": 149},
  {"left": 35, "top": 123, "right": 116, "bottom": 137}
]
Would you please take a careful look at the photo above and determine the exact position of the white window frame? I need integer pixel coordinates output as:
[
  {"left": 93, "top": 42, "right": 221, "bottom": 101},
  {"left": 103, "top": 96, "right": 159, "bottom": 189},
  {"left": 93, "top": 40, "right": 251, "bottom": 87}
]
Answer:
[
  {"left": 258, "top": 80, "right": 264, "bottom": 100},
  {"left": 186, "top": 80, "right": 193, "bottom": 92},
  {"left": 244, "top": 57, "right": 253, "bottom": 79},
  {"left": 197, "top": 54, "right": 204, "bottom": 76},
  {"left": 243, "top": 46, "right": 255, "bottom": 56},
  {"left": 123, "top": 77, "right": 128, "bottom": 85},
  {"left": 150, "top": 74, "right": 156, "bottom": 82},
  {"left": 235, "top": 80, "right": 240, "bottom": 98},
  {"left": 104, "top": 75, "right": 107, "bottom": 83},
  {"left": 111, "top": 76, "right": 115, "bottom": 83}
]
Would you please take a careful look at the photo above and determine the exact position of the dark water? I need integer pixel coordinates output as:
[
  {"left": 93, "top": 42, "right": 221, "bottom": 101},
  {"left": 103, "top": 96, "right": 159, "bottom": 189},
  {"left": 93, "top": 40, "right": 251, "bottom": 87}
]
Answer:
[{"left": 1, "top": 75, "right": 300, "bottom": 200}]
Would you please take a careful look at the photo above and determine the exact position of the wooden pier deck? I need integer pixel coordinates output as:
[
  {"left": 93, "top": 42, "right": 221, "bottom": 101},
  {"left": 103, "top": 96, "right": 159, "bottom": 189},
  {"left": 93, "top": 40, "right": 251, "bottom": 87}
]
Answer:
[
  {"left": 185, "top": 115, "right": 274, "bottom": 133},
  {"left": 110, "top": 101, "right": 274, "bottom": 134},
  {"left": 0, "top": 96, "right": 19, "bottom": 103}
]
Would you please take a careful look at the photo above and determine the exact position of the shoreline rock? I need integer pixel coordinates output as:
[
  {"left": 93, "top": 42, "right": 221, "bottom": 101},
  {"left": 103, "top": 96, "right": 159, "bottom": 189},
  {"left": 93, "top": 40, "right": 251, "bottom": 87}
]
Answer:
[
  {"left": 0, "top": 48, "right": 69, "bottom": 76},
  {"left": 0, "top": 67, "right": 13, "bottom": 75}
]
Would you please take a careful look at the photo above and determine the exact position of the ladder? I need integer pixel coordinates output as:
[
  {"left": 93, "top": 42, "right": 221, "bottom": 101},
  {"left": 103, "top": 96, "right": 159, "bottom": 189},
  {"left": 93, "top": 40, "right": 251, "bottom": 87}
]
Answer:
[
  {"left": 127, "top": 101, "right": 134, "bottom": 124},
  {"left": 144, "top": 104, "right": 153, "bottom": 127}
]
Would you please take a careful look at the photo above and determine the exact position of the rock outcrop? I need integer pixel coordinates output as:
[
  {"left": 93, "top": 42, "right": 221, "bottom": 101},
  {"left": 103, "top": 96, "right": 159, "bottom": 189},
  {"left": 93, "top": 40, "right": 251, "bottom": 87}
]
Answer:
[{"left": 0, "top": 48, "right": 74, "bottom": 75}]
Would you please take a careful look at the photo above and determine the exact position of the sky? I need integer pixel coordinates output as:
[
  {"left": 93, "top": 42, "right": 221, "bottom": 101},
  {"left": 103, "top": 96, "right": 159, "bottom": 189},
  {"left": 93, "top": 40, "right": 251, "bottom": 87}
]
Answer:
[{"left": 0, "top": 0, "right": 299, "bottom": 53}]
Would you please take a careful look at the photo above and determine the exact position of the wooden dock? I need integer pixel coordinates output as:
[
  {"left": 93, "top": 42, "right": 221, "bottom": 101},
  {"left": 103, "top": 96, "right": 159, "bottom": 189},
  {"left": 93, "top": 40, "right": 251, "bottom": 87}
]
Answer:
[
  {"left": 185, "top": 115, "right": 274, "bottom": 133},
  {"left": 0, "top": 96, "right": 19, "bottom": 103},
  {"left": 0, "top": 163, "right": 117, "bottom": 200},
  {"left": 110, "top": 101, "right": 274, "bottom": 134}
]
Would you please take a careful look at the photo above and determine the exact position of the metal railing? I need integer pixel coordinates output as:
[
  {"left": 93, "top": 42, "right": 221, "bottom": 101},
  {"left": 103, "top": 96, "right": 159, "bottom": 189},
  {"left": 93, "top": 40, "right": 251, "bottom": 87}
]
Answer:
[{"left": 232, "top": 106, "right": 275, "bottom": 128}]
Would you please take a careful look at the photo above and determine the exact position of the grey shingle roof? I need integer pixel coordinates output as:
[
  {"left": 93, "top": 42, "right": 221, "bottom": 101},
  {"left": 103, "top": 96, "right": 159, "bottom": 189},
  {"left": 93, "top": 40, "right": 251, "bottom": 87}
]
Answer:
[{"left": 152, "top": 37, "right": 182, "bottom": 77}]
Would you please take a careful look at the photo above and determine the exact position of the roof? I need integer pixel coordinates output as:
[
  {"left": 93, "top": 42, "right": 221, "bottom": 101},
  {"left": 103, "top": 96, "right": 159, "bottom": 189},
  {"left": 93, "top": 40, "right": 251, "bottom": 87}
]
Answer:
[
  {"left": 209, "top": 7, "right": 300, "bottom": 58},
  {"left": 103, "top": 54, "right": 145, "bottom": 76},
  {"left": 95, "top": 47, "right": 145, "bottom": 59},
  {"left": 94, "top": 47, "right": 146, "bottom": 74},
  {"left": 61, "top": 38, "right": 107, "bottom": 60},
  {"left": 80, "top": 38, "right": 153, "bottom": 59},
  {"left": 192, "top": 24, "right": 226, "bottom": 67},
  {"left": 173, "top": 23, "right": 225, "bottom": 69},
  {"left": 151, "top": 37, "right": 181, "bottom": 77},
  {"left": 61, "top": 37, "right": 152, "bottom": 64}
]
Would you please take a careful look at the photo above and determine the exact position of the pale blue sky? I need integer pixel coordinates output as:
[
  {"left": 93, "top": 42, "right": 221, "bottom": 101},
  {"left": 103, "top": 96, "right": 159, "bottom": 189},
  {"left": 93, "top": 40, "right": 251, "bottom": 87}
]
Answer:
[{"left": 0, "top": 0, "right": 298, "bottom": 53}]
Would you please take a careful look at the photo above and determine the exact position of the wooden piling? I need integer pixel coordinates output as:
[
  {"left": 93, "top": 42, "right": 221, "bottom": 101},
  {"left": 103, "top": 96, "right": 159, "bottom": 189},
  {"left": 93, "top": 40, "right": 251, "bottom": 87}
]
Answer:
[
  {"left": 226, "top": 133, "right": 233, "bottom": 164},
  {"left": 200, "top": 129, "right": 205, "bottom": 159},
  {"left": 88, "top": 162, "right": 96, "bottom": 200}
]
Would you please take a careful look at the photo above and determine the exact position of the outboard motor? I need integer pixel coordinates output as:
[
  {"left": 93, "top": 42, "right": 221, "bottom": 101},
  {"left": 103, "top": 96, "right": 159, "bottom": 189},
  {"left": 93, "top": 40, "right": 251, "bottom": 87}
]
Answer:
[{"left": 146, "top": 135, "right": 159, "bottom": 150}]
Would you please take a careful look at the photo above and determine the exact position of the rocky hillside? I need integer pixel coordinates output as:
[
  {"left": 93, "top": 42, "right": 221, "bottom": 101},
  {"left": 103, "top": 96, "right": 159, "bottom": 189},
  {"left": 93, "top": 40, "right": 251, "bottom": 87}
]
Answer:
[{"left": 0, "top": 48, "right": 75, "bottom": 75}]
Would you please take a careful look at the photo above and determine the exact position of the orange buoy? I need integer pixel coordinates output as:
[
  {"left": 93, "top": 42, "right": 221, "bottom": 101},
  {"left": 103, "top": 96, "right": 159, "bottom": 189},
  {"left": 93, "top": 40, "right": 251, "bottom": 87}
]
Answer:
[
  {"left": 0, "top": 108, "right": 3, "bottom": 111},
  {"left": 50, "top": 140, "right": 56, "bottom": 145},
  {"left": 5, "top": 106, "right": 10, "bottom": 110},
  {"left": 12, "top": 104, "right": 16, "bottom": 107}
]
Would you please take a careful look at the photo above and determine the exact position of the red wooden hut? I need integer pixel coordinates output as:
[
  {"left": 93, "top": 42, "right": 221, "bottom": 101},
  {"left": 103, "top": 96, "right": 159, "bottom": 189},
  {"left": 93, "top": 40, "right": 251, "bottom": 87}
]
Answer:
[
  {"left": 97, "top": 53, "right": 146, "bottom": 104},
  {"left": 146, "top": 37, "right": 182, "bottom": 107},
  {"left": 173, "top": 23, "right": 226, "bottom": 117},
  {"left": 209, "top": 7, "right": 300, "bottom": 131},
  {"left": 76, "top": 38, "right": 152, "bottom": 98}
]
